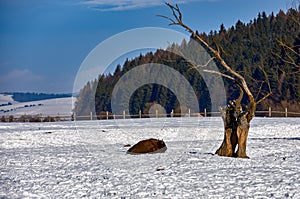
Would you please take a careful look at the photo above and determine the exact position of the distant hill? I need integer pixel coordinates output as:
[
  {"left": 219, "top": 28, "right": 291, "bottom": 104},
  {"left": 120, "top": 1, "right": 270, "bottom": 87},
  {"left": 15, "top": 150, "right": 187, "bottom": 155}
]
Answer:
[
  {"left": 0, "top": 97, "right": 74, "bottom": 117},
  {"left": 0, "top": 94, "right": 16, "bottom": 107},
  {"left": 2, "top": 92, "right": 72, "bottom": 103}
]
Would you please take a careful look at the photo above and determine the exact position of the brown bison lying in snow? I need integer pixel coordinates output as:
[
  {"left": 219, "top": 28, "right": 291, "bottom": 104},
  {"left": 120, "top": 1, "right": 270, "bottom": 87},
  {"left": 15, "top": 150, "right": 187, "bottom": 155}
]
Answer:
[{"left": 127, "top": 138, "right": 167, "bottom": 154}]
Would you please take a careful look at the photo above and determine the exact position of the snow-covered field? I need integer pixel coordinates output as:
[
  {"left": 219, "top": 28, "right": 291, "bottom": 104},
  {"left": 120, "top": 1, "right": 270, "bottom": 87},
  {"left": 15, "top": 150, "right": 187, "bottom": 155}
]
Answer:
[
  {"left": 1, "top": 117, "right": 299, "bottom": 198},
  {"left": 0, "top": 97, "right": 74, "bottom": 117},
  {"left": 0, "top": 94, "right": 15, "bottom": 105}
]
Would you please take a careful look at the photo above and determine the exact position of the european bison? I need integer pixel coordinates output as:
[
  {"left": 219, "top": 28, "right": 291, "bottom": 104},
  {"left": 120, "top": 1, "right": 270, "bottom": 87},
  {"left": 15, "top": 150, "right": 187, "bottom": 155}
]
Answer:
[{"left": 127, "top": 138, "right": 167, "bottom": 154}]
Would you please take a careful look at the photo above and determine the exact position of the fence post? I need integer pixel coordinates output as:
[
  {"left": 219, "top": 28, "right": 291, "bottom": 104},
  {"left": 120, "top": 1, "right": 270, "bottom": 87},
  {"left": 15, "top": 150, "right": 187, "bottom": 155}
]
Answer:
[
  {"left": 269, "top": 107, "right": 272, "bottom": 117},
  {"left": 285, "top": 107, "right": 288, "bottom": 118},
  {"left": 90, "top": 112, "right": 93, "bottom": 120},
  {"left": 204, "top": 108, "right": 207, "bottom": 117},
  {"left": 139, "top": 110, "right": 142, "bottom": 118},
  {"left": 156, "top": 109, "right": 158, "bottom": 118},
  {"left": 188, "top": 108, "right": 191, "bottom": 117},
  {"left": 171, "top": 109, "right": 174, "bottom": 117},
  {"left": 106, "top": 111, "right": 109, "bottom": 120},
  {"left": 123, "top": 110, "right": 126, "bottom": 119}
]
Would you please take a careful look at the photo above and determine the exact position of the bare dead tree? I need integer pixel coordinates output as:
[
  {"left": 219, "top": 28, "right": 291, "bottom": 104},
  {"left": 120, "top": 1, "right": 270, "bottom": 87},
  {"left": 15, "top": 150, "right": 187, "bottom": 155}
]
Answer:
[{"left": 159, "top": 3, "right": 272, "bottom": 158}]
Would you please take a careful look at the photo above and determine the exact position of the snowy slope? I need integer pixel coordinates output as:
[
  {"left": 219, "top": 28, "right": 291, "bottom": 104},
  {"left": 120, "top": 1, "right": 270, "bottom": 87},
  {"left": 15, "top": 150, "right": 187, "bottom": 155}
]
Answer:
[
  {"left": 0, "top": 94, "right": 16, "bottom": 105},
  {"left": 0, "top": 117, "right": 299, "bottom": 198},
  {"left": 0, "top": 97, "right": 74, "bottom": 116}
]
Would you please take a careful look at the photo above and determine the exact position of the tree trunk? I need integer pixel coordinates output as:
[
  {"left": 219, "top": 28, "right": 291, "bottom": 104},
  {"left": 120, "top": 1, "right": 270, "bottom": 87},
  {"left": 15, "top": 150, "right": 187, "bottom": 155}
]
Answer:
[
  {"left": 216, "top": 84, "right": 252, "bottom": 158},
  {"left": 215, "top": 104, "right": 238, "bottom": 157},
  {"left": 235, "top": 112, "right": 250, "bottom": 158},
  {"left": 216, "top": 100, "right": 252, "bottom": 158}
]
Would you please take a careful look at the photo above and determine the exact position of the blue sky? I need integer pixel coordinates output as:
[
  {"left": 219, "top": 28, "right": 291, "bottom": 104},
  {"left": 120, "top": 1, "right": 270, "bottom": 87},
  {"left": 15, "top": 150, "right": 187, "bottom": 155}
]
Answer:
[{"left": 0, "top": 0, "right": 292, "bottom": 93}]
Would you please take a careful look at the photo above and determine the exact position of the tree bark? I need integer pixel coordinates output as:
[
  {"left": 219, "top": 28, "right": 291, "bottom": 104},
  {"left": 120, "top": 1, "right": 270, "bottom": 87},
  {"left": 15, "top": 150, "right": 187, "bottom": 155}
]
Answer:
[
  {"left": 216, "top": 105, "right": 251, "bottom": 158},
  {"left": 236, "top": 112, "right": 250, "bottom": 158},
  {"left": 215, "top": 85, "right": 251, "bottom": 158},
  {"left": 215, "top": 104, "right": 238, "bottom": 157}
]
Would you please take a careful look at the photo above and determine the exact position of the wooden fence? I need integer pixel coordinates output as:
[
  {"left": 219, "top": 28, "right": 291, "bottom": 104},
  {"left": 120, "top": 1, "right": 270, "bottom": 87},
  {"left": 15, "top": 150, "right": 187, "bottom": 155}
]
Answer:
[
  {"left": 79, "top": 108, "right": 300, "bottom": 120},
  {"left": 1, "top": 107, "right": 300, "bottom": 122}
]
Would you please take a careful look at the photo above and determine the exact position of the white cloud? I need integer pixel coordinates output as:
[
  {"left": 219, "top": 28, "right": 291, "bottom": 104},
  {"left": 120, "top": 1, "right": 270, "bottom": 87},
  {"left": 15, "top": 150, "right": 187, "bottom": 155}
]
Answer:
[
  {"left": 1, "top": 69, "right": 43, "bottom": 82},
  {"left": 78, "top": 0, "right": 198, "bottom": 11},
  {"left": 0, "top": 69, "right": 45, "bottom": 92}
]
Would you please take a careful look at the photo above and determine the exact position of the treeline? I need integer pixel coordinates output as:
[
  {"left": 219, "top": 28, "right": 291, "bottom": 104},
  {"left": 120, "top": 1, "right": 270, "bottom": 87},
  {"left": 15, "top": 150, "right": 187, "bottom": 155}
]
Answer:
[
  {"left": 3, "top": 92, "right": 72, "bottom": 102},
  {"left": 0, "top": 114, "right": 69, "bottom": 123},
  {"left": 74, "top": 8, "right": 300, "bottom": 117}
]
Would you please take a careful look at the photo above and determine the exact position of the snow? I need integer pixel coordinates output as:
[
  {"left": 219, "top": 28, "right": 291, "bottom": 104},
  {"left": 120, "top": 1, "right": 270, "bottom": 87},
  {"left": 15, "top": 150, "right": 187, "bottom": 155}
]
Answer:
[
  {"left": 0, "top": 117, "right": 299, "bottom": 198},
  {"left": 0, "top": 97, "right": 74, "bottom": 117},
  {"left": 0, "top": 94, "right": 16, "bottom": 105}
]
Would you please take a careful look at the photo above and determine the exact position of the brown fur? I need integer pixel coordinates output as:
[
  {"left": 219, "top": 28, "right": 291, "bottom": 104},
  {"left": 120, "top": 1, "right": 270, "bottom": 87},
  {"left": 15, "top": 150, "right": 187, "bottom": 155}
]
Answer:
[{"left": 127, "top": 138, "right": 167, "bottom": 154}]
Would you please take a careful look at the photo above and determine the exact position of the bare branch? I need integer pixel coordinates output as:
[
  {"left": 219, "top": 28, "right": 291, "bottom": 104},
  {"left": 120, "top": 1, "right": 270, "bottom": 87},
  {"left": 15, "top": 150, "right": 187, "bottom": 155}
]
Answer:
[
  {"left": 256, "top": 62, "right": 272, "bottom": 105},
  {"left": 202, "top": 69, "right": 235, "bottom": 81},
  {"left": 272, "top": 50, "right": 297, "bottom": 66},
  {"left": 256, "top": 92, "right": 272, "bottom": 105},
  {"left": 234, "top": 82, "right": 244, "bottom": 115},
  {"left": 277, "top": 39, "right": 300, "bottom": 67},
  {"left": 160, "top": 3, "right": 218, "bottom": 55},
  {"left": 272, "top": 40, "right": 300, "bottom": 75},
  {"left": 188, "top": 57, "right": 216, "bottom": 71},
  {"left": 212, "top": 38, "right": 221, "bottom": 54},
  {"left": 156, "top": 14, "right": 177, "bottom": 26},
  {"left": 161, "top": 2, "right": 256, "bottom": 104},
  {"left": 234, "top": 82, "right": 244, "bottom": 101},
  {"left": 219, "top": 44, "right": 229, "bottom": 57},
  {"left": 255, "top": 80, "right": 266, "bottom": 101},
  {"left": 175, "top": 4, "right": 182, "bottom": 21}
]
